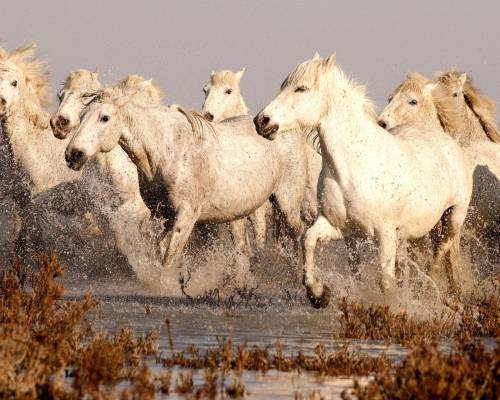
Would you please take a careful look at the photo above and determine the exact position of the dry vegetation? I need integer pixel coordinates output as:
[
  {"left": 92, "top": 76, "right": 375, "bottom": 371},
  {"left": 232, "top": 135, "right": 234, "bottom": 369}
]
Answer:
[
  {"left": 337, "top": 295, "right": 499, "bottom": 344},
  {"left": 0, "top": 255, "right": 498, "bottom": 399},
  {"left": 344, "top": 341, "right": 499, "bottom": 400}
]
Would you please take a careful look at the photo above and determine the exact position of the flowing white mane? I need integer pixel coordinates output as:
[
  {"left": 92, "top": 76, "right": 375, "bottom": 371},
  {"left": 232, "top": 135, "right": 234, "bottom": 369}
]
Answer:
[
  {"left": 328, "top": 65, "right": 378, "bottom": 121},
  {"left": 0, "top": 43, "right": 51, "bottom": 108}
]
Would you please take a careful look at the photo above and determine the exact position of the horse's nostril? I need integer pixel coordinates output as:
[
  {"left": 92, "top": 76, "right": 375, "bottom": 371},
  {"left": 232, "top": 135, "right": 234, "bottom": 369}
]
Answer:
[
  {"left": 378, "top": 120, "right": 387, "bottom": 129},
  {"left": 0, "top": 97, "right": 6, "bottom": 105},
  {"left": 261, "top": 116, "right": 270, "bottom": 127},
  {"left": 58, "top": 116, "right": 69, "bottom": 127},
  {"left": 205, "top": 113, "right": 214, "bottom": 121},
  {"left": 66, "top": 149, "right": 84, "bottom": 165}
]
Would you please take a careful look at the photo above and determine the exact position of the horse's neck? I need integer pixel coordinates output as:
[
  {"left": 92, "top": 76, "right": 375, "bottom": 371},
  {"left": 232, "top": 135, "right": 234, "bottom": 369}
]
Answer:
[
  {"left": 119, "top": 109, "right": 183, "bottom": 182},
  {"left": 425, "top": 108, "right": 445, "bottom": 132},
  {"left": 223, "top": 96, "right": 249, "bottom": 119},
  {"left": 463, "top": 104, "right": 490, "bottom": 143},
  {"left": 446, "top": 104, "right": 487, "bottom": 145},
  {"left": 2, "top": 110, "right": 37, "bottom": 157},
  {"left": 318, "top": 80, "right": 390, "bottom": 186},
  {"left": 0, "top": 107, "right": 74, "bottom": 194}
]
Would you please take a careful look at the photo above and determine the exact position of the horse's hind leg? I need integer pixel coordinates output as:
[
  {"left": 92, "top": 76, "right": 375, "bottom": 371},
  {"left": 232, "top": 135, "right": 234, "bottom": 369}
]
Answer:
[
  {"left": 429, "top": 206, "right": 465, "bottom": 297},
  {"left": 249, "top": 201, "right": 269, "bottom": 250},
  {"left": 303, "top": 215, "right": 343, "bottom": 308},
  {"left": 229, "top": 218, "right": 252, "bottom": 258},
  {"left": 229, "top": 218, "right": 252, "bottom": 284}
]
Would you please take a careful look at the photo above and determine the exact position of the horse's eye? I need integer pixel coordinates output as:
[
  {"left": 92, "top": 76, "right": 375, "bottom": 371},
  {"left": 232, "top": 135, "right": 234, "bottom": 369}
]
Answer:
[
  {"left": 11, "top": 80, "right": 17, "bottom": 87},
  {"left": 295, "top": 86, "right": 309, "bottom": 93},
  {"left": 101, "top": 115, "right": 109, "bottom": 123},
  {"left": 203, "top": 87, "right": 208, "bottom": 94},
  {"left": 409, "top": 99, "right": 418, "bottom": 106},
  {"left": 57, "top": 91, "right": 64, "bottom": 100},
  {"left": 452, "top": 92, "right": 458, "bottom": 97},
  {"left": 388, "top": 96, "right": 393, "bottom": 104},
  {"left": 225, "top": 88, "right": 232, "bottom": 95}
]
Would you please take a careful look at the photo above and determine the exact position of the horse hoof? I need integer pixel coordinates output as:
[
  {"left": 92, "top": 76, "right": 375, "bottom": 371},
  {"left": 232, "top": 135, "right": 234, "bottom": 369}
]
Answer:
[{"left": 307, "top": 285, "right": 331, "bottom": 309}]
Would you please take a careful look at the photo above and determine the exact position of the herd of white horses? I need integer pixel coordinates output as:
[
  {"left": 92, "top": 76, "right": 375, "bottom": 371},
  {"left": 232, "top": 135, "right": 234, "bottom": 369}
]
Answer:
[{"left": 0, "top": 44, "right": 498, "bottom": 308}]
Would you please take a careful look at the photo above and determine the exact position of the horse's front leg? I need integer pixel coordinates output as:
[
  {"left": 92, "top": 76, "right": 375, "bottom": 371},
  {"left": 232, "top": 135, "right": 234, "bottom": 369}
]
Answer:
[
  {"left": 161, "top": 206, "right": 200, "bottom": 282},
  {"left": 345, "top": 236, "right": 361, "bottom": 278},
  {"left": 303, "top": 215, "right": 343, "bottom": 308},
  {"left": 377, "top": 228, "right": 398, "bottom": 292}
]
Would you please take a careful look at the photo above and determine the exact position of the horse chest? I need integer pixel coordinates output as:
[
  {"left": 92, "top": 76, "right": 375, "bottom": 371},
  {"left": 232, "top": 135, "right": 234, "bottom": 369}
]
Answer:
[{"left": 318, "top": 165, "right": 381, "bottom": 237}]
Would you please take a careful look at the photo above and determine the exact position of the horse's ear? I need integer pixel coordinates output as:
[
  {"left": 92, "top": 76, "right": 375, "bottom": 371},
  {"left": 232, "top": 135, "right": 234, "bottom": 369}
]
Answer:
[
  {"left": 312, "top": 52, "right": 321, "bottom": 60},
  {"left": 235, "top": 67, "right": 245, "bottom": 81},
  {"left": 323, "top": 52, "right": 336, "bottom": 70},
  {"left": 211, "top": 71, "right": 215, "bottom": 77},
  {"left": 458, "top": 73, "right": 467, "bottom": 87}
]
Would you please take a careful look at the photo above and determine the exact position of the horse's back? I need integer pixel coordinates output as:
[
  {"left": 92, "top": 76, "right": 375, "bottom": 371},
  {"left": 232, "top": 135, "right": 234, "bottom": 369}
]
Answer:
[{"left": 197, "top": 118, "right": 281, "bottom": 222}]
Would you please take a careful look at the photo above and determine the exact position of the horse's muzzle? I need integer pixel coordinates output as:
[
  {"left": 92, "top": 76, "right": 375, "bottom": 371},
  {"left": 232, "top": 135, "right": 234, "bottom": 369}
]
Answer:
[
  {"left": 254, "top": 114, "right": 279, "bottom": 139},
  {"left": 51, "top": 115, "right": 71, "bottom": 139},
  {"left": 65, "top": 148, "right": 86, "bottom": 171}
]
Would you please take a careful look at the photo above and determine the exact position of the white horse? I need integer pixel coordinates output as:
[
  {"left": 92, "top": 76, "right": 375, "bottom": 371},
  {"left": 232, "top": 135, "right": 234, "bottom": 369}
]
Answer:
[
  {"left": 378, "top": 72, "right": 500, "bottom": 229},
  {"left": 255, "top": 53, "right": 473, "bottom": 308},
  {"left": 201, "top": 68, "right": 270, "bottom": 250},
  {"left": 51, "top": 71, "right": 154, "bottom": 255},
  {"left": 0, "top": 44, "right": 80, "bottom": 196},
  {"left": 0, "top": 44, "right": 82, "bottom": 255},
  {"left": 202, "top": 68, "right": 322, "bottom": 227},
  {"left": 51, "top": 71, "right": 151, "bottom": 218},
  {"left": 65, "top": 84, "right": 309, "bottom": 287}
]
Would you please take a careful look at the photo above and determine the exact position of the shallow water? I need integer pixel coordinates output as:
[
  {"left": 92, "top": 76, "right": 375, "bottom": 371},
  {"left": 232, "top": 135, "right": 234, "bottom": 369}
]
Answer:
[{"left": 80, "top": 290, "right": 407, "bottom": 399}]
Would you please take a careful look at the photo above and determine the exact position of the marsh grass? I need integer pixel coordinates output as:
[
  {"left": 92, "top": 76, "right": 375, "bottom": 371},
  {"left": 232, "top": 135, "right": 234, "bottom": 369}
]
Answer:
[
  {"left": 0, "top": 255, "right": 497, "bottom": 399},
  {"left": 337, "top": 296, "right": 499, "bottom": 345}
]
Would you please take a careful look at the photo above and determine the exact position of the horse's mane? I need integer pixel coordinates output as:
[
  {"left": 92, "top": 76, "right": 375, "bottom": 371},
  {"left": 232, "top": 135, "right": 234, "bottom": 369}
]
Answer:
[
  {"left": 63, "top": 69, "right": 102, "bottom": 92},
  {"left": 0, "top": 43, "right": 51, "bottom": 108},
  {"left": 281, "top": 57, "right": 323, "bottom": 90},
  {"left": 431, "top": 76, "right": 465, "bottom": 133},
  {"left": 283, "top": 56, "right": 377, "bottom": 121},
  {"left": 331, "top": 65, "right": 377, "bottom": 121},
  {"left": 176, "top": 107, "right": 217, "bottom": 143},
  {"left": 436, "top": 70, "right": 500, "bottom": 143},
  {"left": 392, "top": 73, "right": 429, "bottom": 97},
  {"left": 116, "top": 74, "right": 164, "bottom": 104},
  {"left": 211, "top": 70, "right": 237, "bottom": 85},
  {"left": 304, "top": 128, "right": 322, "bottom": 154}
]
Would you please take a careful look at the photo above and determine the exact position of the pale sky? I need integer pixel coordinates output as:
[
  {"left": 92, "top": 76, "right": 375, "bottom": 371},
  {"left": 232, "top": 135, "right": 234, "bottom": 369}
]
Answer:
[{"left": 1, "top": 0, "right": 499, "bottom": 114}]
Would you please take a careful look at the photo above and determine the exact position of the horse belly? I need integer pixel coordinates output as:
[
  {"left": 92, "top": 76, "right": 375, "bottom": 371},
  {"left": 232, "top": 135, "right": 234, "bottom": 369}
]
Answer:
[{"left": 199, "top": 136, "right": 278, "bottom": 222}]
